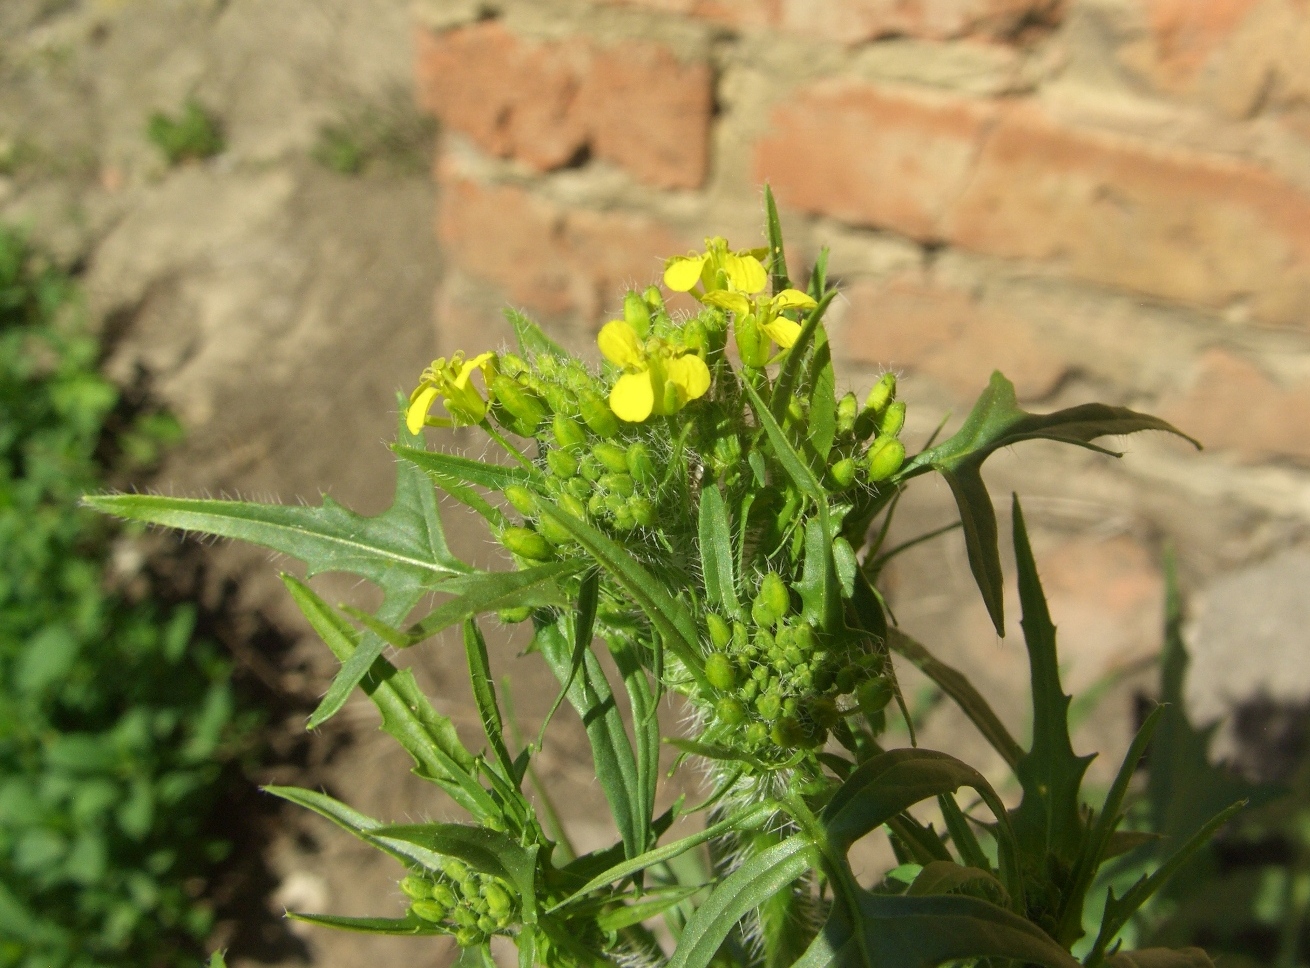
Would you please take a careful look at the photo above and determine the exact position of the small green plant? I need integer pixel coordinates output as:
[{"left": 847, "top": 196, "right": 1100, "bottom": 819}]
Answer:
[
  {"left": 0, "top": 226, "right": 248, "bottom": 968},
  {"left": 311, "top": 95, "right": 437, "bottom": 176},
  {"left": 146, "top": 99, "right": 224, "bottom": 166},
  {"left": 91, "top": 190, "right": 1238, "bottom": 968}
]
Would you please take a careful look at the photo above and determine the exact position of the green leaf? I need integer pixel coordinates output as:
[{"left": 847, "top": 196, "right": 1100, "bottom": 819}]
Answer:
[
  {"left": 766, "top": 293, "right": 838, "bottom": 431},
  {"left": 405, "top": 561, "right": 579, "bottom": 644},
  {"left": 743, "top": 379, "right": 824, "bottom": 505},
  {"left": 885, "top": 628, "right": 1022, "bottom": 769},
  {"left": 281, "top": 576, "right": 498, "bottom": 819},
  {"left": 906, "top": 860, "right": 1006, "bottom": 902},
  {"left": 595, "top": 886, "right": 703, "bottom": 932},
  {"left": 666, "top": 835, "right": 816, "bottom": 968},
  {"left": 547, "top": 802, "right": 775, "bottom": 913},
  {"left": 507, "top": 306, "right": 566, "bottom": 357},
  {"left": 1010, "top": 497, "right": 1095, "bottom": 866},
  {"left": 807, "top": 327, "right": 837, "bottom": 466},
  {"left": 208, "top": 952, "right": 228, "bottom": 968},
  {"left": 537, "top": 570, "right": 599, "bottom": 747},
  {"left": 536, "top": 505, "right": 705, "bottom": 688},
  {"left": 455, "top": 945, "right": 496, "bottom": 968},
  {"left": 764, "top": 184, "right": 791, "bottom": 294},
  {"left": 372, "top": 823, "right": 539, "bottom": 924},
  {"left": 796, "top": 517, "right": 842, "bottom": 632},
  {"left": 612, "top": 638, "right": 659, "bottom": 854},
  {"left": 1105, "top": 949, "right": 1215, "bottom": 968},
  {"left": 261, "top": 786, "right": 416, "bottom": 867},
  {"left": 535, "top": 620, "right": 643, "bottom": 858},
  {"left": 698, "top": 484, "right": 740, "bottom": 615},
  {"left": 286, "top": 911, "right": 446, "bottom": 935},
  {"left": 899, "top": 371, "right": 1198, "bottom": 634},
  {"left": 395, "top": 445, "right": 541, "bottom": 491},
  {"left": 463, "top": 619, "right": 517, "bottom": 785}
]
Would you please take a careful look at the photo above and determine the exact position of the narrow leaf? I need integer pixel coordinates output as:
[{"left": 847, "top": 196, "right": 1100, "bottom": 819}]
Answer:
[
  {"left": 396, "top": 445, "right": 540, "bottom": 491},
  {"left": 538, "top": 570, "right": 599, "bottom": 747},
  {"left": 698, "top": 484, "right": 740, "bottom": 615},
  {"left": 1105, "top": 949, "right": 1215, "bottom": 968},
  {"left": 286, "top": 911, "right": 445, "bottom": 935},
  {"left": 464, "top": 619, "right": 517, "bottom": 785},
  {"left": 405, "top": 561, "right": 578, "bottom": 644},
  {"left": 764, "top": 184, "right": 791, "bottom": 294},
  {"left": 507, "top": 306, "right": 566, "bottom": 357}
]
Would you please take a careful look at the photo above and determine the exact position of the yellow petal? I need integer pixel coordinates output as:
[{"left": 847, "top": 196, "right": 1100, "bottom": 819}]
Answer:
[
  {"left": 405, "top": 385, "right": 440, "bottom": 435},
  {"left": 663, "top": 255, "right": 706, "bottom": 292},
  {"left": 666, "top": 353, "right": 711, "bottom": 404},
  {"left": 610, "top": 371, "right": 656, "bottom": 423},
  {"left": 723, "top": 252, "right": 767, "bottom": 294},
  {"left": 702, "top": 290, "right": 752, "bottom": 316},
  {"left": 762, "top": 316, "right": 802, "bottom": 348},
  {"left": 598, "top": 320, "right": 644, "bottom": 368},
  {"left": 453, "top": 351, "right": 496, "bottom": 389},
  {"left": 772, "top": 288, "right": 817, "bottom": 311}
]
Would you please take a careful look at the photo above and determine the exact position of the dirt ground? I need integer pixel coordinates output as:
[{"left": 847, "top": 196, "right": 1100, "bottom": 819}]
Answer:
[{"left": 0, "top": 2, "right": 1179, "bottom": 965}]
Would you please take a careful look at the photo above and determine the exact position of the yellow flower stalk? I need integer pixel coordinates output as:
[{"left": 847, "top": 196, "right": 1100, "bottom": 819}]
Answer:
[
  {"left": 405, "top": 351, "right": 497, "bottom": 433},
  {"left": 597, "top": 320, "right": 711, "bottom": 423},
  {"left": 663, "top": 236, "right": 769, "bottom": 297}
]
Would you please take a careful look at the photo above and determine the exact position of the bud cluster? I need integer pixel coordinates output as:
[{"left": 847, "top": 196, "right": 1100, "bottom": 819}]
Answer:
[
  {"left": 400, "top": 860, "right": 518, "bottom": 947},
  {"left": 699, "top": 573, "right": 893, "bottom": 757},
  {"left": 828, "top": 372, "right": 907, "bottom": 491}
]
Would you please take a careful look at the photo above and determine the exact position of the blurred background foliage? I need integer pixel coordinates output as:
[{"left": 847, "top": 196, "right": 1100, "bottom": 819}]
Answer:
[{"left": 0, "top": 225, "right": 255, "bottom": 968}]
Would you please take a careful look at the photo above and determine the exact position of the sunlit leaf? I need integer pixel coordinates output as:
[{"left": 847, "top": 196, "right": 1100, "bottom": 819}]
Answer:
[{"left": 286, "top": 911, "right": 446, "bottom": 935}]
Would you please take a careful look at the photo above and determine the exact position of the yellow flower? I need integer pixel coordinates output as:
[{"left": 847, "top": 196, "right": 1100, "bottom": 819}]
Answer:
[
  {"left": 663, "top": 237, "right": 768, "bottom": 297},
  {"left": 598, "top": 320, "right": 711, "bottom": 423},
  {"left": 702, "top": 287, "right": 817, "bottom": 353},
  {"left": 405, "top": 351, "right": 497, "bottom": 433}
]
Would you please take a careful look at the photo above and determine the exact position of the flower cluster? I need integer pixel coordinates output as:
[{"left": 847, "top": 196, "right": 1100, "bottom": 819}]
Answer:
[{"left": 401, "top": 861, "right": 518, "bottom": 947}]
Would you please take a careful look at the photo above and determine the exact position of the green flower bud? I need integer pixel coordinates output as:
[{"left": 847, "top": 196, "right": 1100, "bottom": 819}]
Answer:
[
  {"left": 835, "top": 666, "right": 858, "bottom": 694},
  {"left": 411, "top": 899, "right": 450, "bottom": 922},
  {"left": 828, "top": 457, "right": 856, "bottom": 489},
  {"left": 865, "top": 373, "right": 897, "bottom": 415},
  {"left": 755, "top": 693, "right": 781, "bottom": 722},
  {"left": 553, "top": 414, "right": 588, "bottom": 450},
  {"left": 706, "top": 613, "right": 732, "bottom": 650},
  {"left": 705, "top": 653, "right": 737, "bottom": 691},
  {"left": 716, "top": 696, "right": 747, "bottom": 725},
  {"left": 784, "top": 646, "right": 804, "bottom": 668},
  {"left": 500, "top": 526, "right": 554, "bottom": 561},
  {"left": 452, "top": 906, "right": 479, "bottom": 929},
  {"left": 565, "top": 476, "right": 590, "bottom": 500},
  {"left": 629, "top": 496, "right": 656, "bottom": 528},
  {"left": 812, "top": 662, "right": 835, "bottom": 691},
  {"left": 624, "top": 290, "right": 652, "bottom": 336},
  {"left": 837, "top": 392, "right": 859, "bottom": 435},
  {"left": 536, "top": 513, "right": 574, "bottom": 546},
  {"left": 400, "top": 876, "right": 432, "bottom": 901},
  {"left": 540, "top": 383, "right": 575, "bottom": 417},
  {"left": 740, "top": 679, "right": 758, "bottom": 701},
  {"left": 878, "top": 401, "right": 906, "bottom": 438},
  {"left": 682, "top": 319, "right": 708, "bottom": 354},
  {"left": 490, "top": 375, "right": 547, "bottom": 431},
  {"left": 752, "top": 572, "right": 790, "bottom": 628},
  {"left": 787, "top": 397, "right": 805, "bottom": 423},
  {"left": 782, "top": 696, "right": 798, "bottom": 717},
  {"left": 546, "top": 449, "right": 578, "bottom": 479},
  {"left": 578, "top": 390, "right": 619, "bottom": 438},
  {"left": 751, "top": 664, "right": 770, "bottom": 683},
  {"left": 483, "top": 883, "right": 513, "bottom": 917},
  {"left": 866, "top": 436, "right": 906, "bottom": 483},
  {"left": 611, "top": 506, "right": 637, "bottom": 531},
  {"left": 431, "top": 883, "right": 458, "bottom": 907},
  {"left": 455, "top": 926, "right": 482, "bottom": 947},
  {"left": 601, "top": 472, "right": 635, "bottom": 497},
  {"left": 587, "top": 493, "right": 606, "bottom": 516},
  {"left": 792, "top": 624, "right": 818, "bottom": 653},
  {"left": 732, "top": 621, "right": 749, "bottom": 649},
  {"left": 503, "top": 484, "right": 537, "bottom": 517},
  {"left": 643, "top": 285, "right": 665, "bottom": 316},
  {"left": 580, "top": 457, "right": 604, "bottom": 482},
  {"left": 744, "top": 722, "right": 769, "bottom": 747},
  {"left": 498, "top": 606, "right": 532, "bottom": 624},
  {"left": 735, "top": 316, "right": 768, "bottom": 368},
  {"left": 499, "top": 353, "right": 526, "bottom": 377},
  {"left": 594, "top": 442, "right": 630, "bottom": 474},
  {"left": 626, "top": 442, "right": 657, "bottom": 486},
  {"left": 809, "top": 696, "right": 841, "bottom": 728},
  {"left": 477, "top": 914, "right": 499, "bottom": 934},
  {"left": 441, "top": 860, "right": 470, "bottom": 882},
  {"left": 858, "top": 678, "right": 895, "bottom": 717},
  {"left": 771, "top": 716, "right": 808, "bottom": 749},
  {"left": 558, "top": 493, "right": 587, "bottom": 520}
]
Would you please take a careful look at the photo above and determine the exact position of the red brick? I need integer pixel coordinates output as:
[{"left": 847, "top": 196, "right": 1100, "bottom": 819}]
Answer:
[
  {"left": 754, "top": 82, "right": 995, "bottom": 242},
  {"left": 601, "top": 0, "right": 1062, "bottom": 42},
  {"left": 755, "top": 82, "right": 1310, "bottom": 325},
  {"left": 415, "top": 22, "right": 711, "bottom": 190},
  {"left": 435, "top": 159, "right": 689, "bottom": 322},
  {"left": 1161, "top": 348, "right": 1310, "bottom": 463},
  {"left": 840, "top": 275, "right": 1067, "bottom": 401}
]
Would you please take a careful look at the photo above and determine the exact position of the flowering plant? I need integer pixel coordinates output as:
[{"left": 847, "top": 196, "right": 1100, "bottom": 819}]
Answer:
[{"left": 90, "top": 191, "right": 1236, "bottom": 968}]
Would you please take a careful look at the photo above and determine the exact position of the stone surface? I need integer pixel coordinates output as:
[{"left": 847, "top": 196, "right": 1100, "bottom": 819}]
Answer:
[{"left": 415, "top": 20, "right": 712, "bottom": 189}]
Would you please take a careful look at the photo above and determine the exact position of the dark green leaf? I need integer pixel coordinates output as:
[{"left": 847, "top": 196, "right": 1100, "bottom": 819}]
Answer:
[
  {"left": 595, "top": 886, "right": 703, "bottom": 932},
  {"left": 612, "top": 638, "right": 659, "bottom": 854},
  {"left": 698, "top": 484, "right": 740, "bottom": 615},
  {"left": 743, "top": 379, "right": 824, "bottom": 505},
  {"left": 796, "top": 517, "right": 842, "bottom": 633},
  {"left": 807, "top": 327, "right": 837, "bottom": 466},
  {"left": 286, "top": 911, "right": 445, "bottom": 935},
  {"left": 906, "top": 860, "right": 1005, "bottom": 901},
  {"left": 1105, "top": 948, "right": 1215, "bottom": 968},
  {"left": 764, "top": 184, "right": 791, "bottom": 294},
  {"left": 666, "top": 835, "right": 816, "bottom": 968},
  {"left": 537, "top": 570, "right": 599, "bottom": 747},
  {"left": 463, "top": 619, "right": 517, "bottom": 785}
]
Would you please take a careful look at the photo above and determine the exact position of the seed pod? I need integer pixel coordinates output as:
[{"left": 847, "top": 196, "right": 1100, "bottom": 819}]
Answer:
[
  {"left": 500, "top": 526, "right": 554, "bottom": 561},
  {"left": 752, "top": 572, "right": 790, "bottom": 628},
  {"left": 594, "top": 442, "right": 629, "bottom": 474},
  {"left": 483, "top": 883, "right": 512, "bottom": 917},
  {"left": 706, "top": 613, "right": 732, "bottom": 649},
  {"left": 578, "top": 390, "right": 619, "bottom": 437},
  {"left": 624, "top": 290, "right": 652, "bottom": 336},
  {"left": 878, "top": 401, "right": 906, "bottom": 438},
  {"left": 546, "top": 449, "right": 578, "bottom": 479},
  {"left": 858, "top": 677, "right": 895, "bottom": 717},
  {"left": 400, "top": 876, "right": 432, "bottom": 901},
  {"left": 411, "top": 899, "right": 449, "bottom": 923},
  {"left": 490, "top": 375, "right": 547, "bottom": 431},
  {"left": 629, "top": 496, "right": 656, "bottom": 528},
  {"left": 553, "top": 414, "right": 588, "bottom": 450},
  {"left": 837, "top": 392, "right": 859, "bottom": 435},
  {"left": 503, "top": 484, "right": 537, "bottom": 517},
  {"left": 828, "top": 457, "right": 856, "bottom": 489},
  {"left": 705, "top": 653, "right": 737, "bottom": 690},
  {"left": 716, "top": 696, "right": 746, "bottom": 725},
  {"left": 771, "top": 716, "right": 807, "bottom": 749},
  {"left": 866, "top": 437, "right": 906, "bottom": 483},
  {"left": 626, "top": 442, "right": 657, "bottom": 486},
  {"left": 601, "top": 472, "right": 635, "bottom": 497}
]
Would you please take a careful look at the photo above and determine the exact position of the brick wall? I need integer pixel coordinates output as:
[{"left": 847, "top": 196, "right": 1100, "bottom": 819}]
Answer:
[{"left": 412, "top": 0, "right": 1310, "bottom": 766}]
